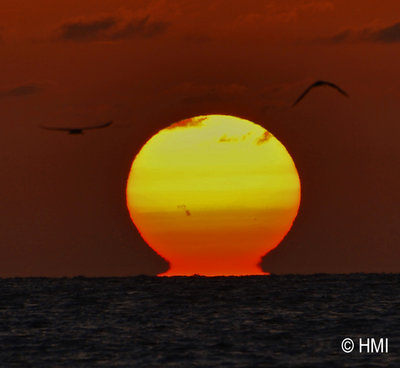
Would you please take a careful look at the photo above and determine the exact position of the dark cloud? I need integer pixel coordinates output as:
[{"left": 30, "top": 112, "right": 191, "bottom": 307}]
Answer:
[
  {"left": 110, "top": 16, "right": 168, "bottom": 40},
  {"left": 58, "top": 14, "right": 168, "bottom": 42},
  {"left": 325, "top": 28, "right": 362, "bottom": 43},
  {"left": 327, "top": 21, "right": 400, "bottom": 43},
  {"left": 374, "top": 22, "right": 400, "bottom": 42},
  {"left": 60, "top": 17, "right": 116, "bottom": 41},
  {"left": 328, "top": 30, "right": 352, "bottom": 43},
  {"left": 0, "top": 83, "right": 43, "bottom": 98}
]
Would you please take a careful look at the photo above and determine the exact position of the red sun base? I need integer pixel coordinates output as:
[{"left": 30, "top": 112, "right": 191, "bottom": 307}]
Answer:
[{"left": 157, "top": 258, "right": 269, "bottom": 277}]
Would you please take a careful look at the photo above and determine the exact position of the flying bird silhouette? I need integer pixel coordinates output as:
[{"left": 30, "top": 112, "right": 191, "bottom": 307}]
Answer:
[
  {"left": 40, "top": 121, "right": 113, "bottom": 134},
  {"left": 292, "top": 80, "right": 349, "bottom": 107}
]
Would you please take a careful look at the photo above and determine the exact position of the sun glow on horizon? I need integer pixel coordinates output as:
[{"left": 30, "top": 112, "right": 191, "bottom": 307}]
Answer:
[{"left": 126, "top": 115, "right": 300, "bottom": 276}]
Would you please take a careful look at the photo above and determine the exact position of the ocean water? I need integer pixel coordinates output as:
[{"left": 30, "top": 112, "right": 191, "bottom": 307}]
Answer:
[{"left": 0, "top": 274, "right": 399, "bottom": 367}]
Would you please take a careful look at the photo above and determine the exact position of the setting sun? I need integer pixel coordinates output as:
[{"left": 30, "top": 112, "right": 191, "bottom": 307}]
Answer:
[{"left": 126, "top": 115, "right": 300, "bottom": 276}]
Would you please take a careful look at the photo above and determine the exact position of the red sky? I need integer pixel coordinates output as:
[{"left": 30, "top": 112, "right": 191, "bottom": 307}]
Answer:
[{"left": 1, "top": 0, "right": 400, "bottom": 276}]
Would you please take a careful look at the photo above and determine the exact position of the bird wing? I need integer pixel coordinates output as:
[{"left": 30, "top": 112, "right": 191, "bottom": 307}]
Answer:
[
  {"left": 291, "top": 84, "right": 317, "bottom": 107},
  {"left": 80, "top": 121, "right": 113, "bottom": 130},
  {"left": 40, "top": 125, "right": 77, "bottom": 131},
  {"left": 321, "top": 81, "right": 349, "bottom": 97},
  {"left": 39, "top": 121, "right": 113, "bottom": 131},
  {"left": 292, "top": 81, "right": 349, "bottom": 107}
]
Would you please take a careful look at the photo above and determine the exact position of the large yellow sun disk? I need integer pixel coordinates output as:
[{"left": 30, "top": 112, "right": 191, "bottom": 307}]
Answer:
[{"left": 126, "top": 115, "right": 301, "bottom": 276}]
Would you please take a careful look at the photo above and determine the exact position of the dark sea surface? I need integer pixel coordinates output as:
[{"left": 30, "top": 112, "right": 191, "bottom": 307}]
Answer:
[{"left": 0, "top": 274, "right": 399, "bottom": 367}]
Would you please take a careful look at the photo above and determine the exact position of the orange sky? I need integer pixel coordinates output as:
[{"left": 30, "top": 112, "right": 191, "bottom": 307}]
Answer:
[{"left": 1, "top": 0, "right": 400, "bottom": 276}]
